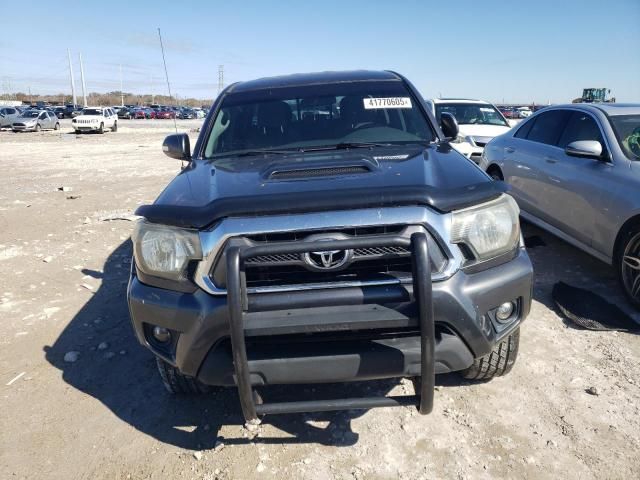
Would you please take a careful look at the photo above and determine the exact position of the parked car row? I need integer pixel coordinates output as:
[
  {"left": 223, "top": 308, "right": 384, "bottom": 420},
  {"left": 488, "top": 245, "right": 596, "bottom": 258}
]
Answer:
[{"left": 113, "top": 105, "right": 208, "bottom": 120}]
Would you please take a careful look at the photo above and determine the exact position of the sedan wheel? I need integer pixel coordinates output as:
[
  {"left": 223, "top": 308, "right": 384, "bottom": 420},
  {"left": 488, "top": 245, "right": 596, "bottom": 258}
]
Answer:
[
  {"left": 35, "top": 124, "right": 41, "bottom": 132},
  {"left": 620, "top": 230, "right": 640, "bottom": 308}
]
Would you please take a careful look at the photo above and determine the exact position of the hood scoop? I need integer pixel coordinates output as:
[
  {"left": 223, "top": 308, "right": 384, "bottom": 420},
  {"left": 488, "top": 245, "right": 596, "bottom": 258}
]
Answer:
[{"left": 266, "top": 159, "right": 376, "bottom": 180}]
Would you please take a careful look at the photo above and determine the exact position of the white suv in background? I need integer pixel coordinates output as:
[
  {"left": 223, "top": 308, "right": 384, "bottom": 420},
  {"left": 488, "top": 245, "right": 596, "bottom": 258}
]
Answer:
[
  {"left": 72, "top": 107, "right": 118, "bottom": 134},
  {"left": 425, "top": 98, "right": 512, "bottom": 164}
]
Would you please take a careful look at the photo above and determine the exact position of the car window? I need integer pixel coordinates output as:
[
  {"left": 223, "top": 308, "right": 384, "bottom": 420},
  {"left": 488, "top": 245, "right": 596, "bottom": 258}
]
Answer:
[
  {"left": 558, "top": 112, "right": 604, "bottom": 149},
  {"left": 39, "top": 113, "right": 47, "bottom": 120},
  {"left": 7, "top": 108, "right": 16, "bottom": 115},
  {"left": 525, "top": 110, "right": 571, "bottom": 146},
  {"left": 514, "top": 118, "right": 535, "bottom": 139}
]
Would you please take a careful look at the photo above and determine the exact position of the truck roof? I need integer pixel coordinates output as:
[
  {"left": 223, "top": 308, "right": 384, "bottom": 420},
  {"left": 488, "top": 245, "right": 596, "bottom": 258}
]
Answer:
[{"left": 229, "top": 70, "right": 402, "bottom": 93}]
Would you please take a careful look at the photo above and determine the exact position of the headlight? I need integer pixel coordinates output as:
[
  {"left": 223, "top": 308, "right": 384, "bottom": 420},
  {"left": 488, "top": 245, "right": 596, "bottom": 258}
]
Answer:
[
  {"left": 451, "top": 195, "right": 520, "bottom": 262},
  {"left": 132, "top": 221, "right": 202, "bottom": 282}
]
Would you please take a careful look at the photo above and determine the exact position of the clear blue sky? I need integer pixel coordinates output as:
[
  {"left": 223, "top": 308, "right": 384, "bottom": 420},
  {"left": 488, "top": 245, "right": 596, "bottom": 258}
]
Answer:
[{"left": 1, "top": 0, "right": 638, "bottom": 103}]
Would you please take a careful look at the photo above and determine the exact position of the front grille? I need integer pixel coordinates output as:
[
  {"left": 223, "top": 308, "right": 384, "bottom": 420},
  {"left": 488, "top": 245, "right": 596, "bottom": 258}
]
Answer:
[
  {"left": 13, "top": 123, "right": 25, "bottom": 127},
  {"left": 245, "top": 245, "right": 410, "bottom": 265},
  {"left": 211, "top": 225, "right": 447, "bottom": 291}
]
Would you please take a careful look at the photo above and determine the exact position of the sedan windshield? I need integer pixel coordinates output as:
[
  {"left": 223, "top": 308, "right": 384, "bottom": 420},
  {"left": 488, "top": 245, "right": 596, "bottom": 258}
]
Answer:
[
  {"left": 203, "top": 82, "right": 435, "bottom": 158},
  {"left": 610, "top": 114, "right": 640, "bottom": 160},
  {"left": 20, "top": 111, "right": 39, "bottom": 118},
  {"left": 435, "top": 103, "right": 509, "bottom": 127},
  {"left": 82, "top": 109, "right": 102, "bottom": 115}
]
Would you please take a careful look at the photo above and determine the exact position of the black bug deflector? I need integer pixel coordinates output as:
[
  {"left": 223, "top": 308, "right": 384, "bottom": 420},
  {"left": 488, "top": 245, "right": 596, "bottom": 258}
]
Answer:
[{"left": 225, "top": 232, "right": 435, "bottom": 423}]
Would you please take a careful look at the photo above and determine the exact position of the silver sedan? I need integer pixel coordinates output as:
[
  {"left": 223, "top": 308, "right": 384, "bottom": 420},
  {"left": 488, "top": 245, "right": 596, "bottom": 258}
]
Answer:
[
  {"left": 480, "top": 103, "right": 640, "bottom": 307},
  {"left": 12, "top": 110, "right": 60, "bottom": 132}
]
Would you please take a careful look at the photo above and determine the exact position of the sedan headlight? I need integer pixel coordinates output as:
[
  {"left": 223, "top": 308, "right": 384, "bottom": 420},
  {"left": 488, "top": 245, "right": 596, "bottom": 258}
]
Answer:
[
  {"left": 451, "top": 195, "right": 520, "bottom": 263},
  {"left": 132, "top": 221, "right": 202, "bottom": 282}
]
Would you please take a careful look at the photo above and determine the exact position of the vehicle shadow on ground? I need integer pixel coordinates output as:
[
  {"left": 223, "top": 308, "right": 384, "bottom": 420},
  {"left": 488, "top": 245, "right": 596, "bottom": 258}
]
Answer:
[
  {"left": 45, "top": 240, "right": 459, "bottom": 450},
  {"left": 522, "top": 222, "right": 640, "bottom": 325}
]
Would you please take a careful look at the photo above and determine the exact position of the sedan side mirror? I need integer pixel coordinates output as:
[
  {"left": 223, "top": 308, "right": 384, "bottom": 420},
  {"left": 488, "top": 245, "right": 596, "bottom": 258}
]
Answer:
[
  {"left": 565, "top": 140, "right": 603, "bottom": 160},
  {"left": 162, "top": 133, "right": 191, "bottom": 161},
  {"left": 440, "top": 112, "right": 459, "bottom": 140}
]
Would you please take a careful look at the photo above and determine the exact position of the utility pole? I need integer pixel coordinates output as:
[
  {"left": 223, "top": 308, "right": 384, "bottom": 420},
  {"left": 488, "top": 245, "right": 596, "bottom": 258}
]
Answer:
[
  {"left": 67, "top": 49, "right": 77, "bottom": 106},
  {"left": 217, "top": 65, "right": 224, "bottom": 95},
  {"left": 79, "top": 53, "right": 87, "bottom": 107},
  {"left": 29, "top": 86, "right": 32, "bottom": 104},
  {"left": 119, "top": 64, "right": 124, "bottom": 107},
  {"left": 150, "top": 74, "right": 154, "bottom": 104}
]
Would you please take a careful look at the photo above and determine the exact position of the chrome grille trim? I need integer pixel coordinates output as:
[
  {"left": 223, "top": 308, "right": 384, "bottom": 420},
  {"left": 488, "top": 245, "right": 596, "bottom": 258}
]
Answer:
[{"left": 194, "top": 206, "right": 461, "bottom": 295}]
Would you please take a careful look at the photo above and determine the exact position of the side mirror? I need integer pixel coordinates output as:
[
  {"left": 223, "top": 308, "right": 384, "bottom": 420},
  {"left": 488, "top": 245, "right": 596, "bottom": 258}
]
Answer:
[
  {"left": 440, "top": 112, "right": 459, "bottom": 140},
  {"left": 565, "top": 140, "right": 603, "bottom": 159},
  {"left": 162, "top": 133, "right": 191, "bottom": 161}
]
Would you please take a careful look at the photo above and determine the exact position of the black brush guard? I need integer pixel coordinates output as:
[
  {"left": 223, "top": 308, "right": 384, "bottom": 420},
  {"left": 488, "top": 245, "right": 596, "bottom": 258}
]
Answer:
[{"left": 225, "top": 232, "right": 435, "bottom": 422}]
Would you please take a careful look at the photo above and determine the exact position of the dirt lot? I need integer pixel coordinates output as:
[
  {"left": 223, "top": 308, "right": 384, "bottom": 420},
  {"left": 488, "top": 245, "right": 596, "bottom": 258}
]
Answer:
[{"left": 1, "top": 119, "right": 639, "bottom": 480}]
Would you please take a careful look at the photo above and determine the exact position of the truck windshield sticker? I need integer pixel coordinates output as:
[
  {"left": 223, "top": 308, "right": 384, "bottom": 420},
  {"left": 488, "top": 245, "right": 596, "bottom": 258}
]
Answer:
[{"left": 363, "top": 97, "right": 412, "bottom": 109}]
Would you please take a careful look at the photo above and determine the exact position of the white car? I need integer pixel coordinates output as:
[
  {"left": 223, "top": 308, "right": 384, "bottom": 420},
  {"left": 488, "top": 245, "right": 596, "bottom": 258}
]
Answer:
[
  {"left": 425, "top": 98, "right": 512, "bottom": 163},
  {"left": 72, "top": 107, "right": 118, "bottom": 134},
  {"left": 517, "top": 107, "right": 532, "bottom": 118}
]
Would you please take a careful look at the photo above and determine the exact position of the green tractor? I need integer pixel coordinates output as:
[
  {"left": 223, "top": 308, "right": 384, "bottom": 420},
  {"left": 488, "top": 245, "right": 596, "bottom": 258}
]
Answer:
[{"left": 572, "top": 88, "right": 615, "bottom": 103}]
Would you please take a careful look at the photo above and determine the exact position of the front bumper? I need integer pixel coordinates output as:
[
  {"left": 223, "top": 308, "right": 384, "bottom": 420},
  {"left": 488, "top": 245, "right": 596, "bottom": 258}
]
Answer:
[
  {"left": 451, "top": 143, "right": 484, "bottom": 164},
  {"left": 12, "top": 124, "right": 36, "bottom": 131},
  {"left": 128, "top": 247, "right": 532, "bottom": 385},
  {"left": 73, "top": 123, "right": 100, "bottom": 131}
]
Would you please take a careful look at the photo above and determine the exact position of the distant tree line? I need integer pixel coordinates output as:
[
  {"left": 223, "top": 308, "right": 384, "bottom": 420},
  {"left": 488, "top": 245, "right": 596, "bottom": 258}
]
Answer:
[{"left": 3, "top": 91, "right": 213, "bottom": 108}]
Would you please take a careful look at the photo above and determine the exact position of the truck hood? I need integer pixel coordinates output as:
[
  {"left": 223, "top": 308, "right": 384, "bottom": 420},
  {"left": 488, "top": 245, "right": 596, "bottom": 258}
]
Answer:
[
  {"left": 457, "top": 124, "right": 512, "bottom": 139},
  {"left": 138, "top": 144, "right": 506, "bottom": 228}
]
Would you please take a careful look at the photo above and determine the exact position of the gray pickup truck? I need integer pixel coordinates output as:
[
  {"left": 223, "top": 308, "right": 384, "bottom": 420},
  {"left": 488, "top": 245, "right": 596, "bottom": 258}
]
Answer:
[{"left": 128, "top": 70, "right": 533, "bottom": 423}]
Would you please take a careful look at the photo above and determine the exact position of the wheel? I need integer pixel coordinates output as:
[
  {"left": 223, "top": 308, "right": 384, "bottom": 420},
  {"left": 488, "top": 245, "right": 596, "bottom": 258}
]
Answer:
[
  {"left": 111, "top": 121, "right": 117, "bottom": 132},
  {"left": 155, "top": 357, "right": 212, "bottom": 394},
  {"left": 487, "top": 165, "right": 503, "bottom": 181},
  {"left": 460, "top": 328, "right": 519, "bottom": 380},
  {"left": 615, "top": 223, "right": 640, "bottom": 308},
  {"left": 35, "top": 124, "right": 41, "bottom": 132},
  {"left": 54, "top": 122, "right": 60, "bottom": 130},
  {"left": 98, "top": 123, "right": 104, "bottom": 134}
]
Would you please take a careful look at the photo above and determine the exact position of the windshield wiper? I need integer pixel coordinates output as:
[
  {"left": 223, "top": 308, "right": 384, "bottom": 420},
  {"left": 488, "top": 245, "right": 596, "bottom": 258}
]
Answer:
[
  {"left": 215, "top": 149, "right": 294, "bottom": 158},
  {"left": 301, "top": 142, "right": 394, "bottom": 152}
]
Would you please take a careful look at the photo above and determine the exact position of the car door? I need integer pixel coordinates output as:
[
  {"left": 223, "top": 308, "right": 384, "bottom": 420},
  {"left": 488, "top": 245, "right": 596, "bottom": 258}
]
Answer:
[
  {"left": 538, "top": 110, "right": 611, "bottom": 248},
  {"left": 38, "top": 112, "right": 48, "bottom": 128},
  {"left": 46, "top": 112, "right": 55, "bottom": 128},
  {"left": 502, "top": 109, "right": 571, "bottom": 224}
]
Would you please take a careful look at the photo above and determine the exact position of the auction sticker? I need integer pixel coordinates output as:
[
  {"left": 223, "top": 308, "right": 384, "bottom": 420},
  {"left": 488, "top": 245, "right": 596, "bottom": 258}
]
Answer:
[{"left": 363, "top": 97, "right": 412, "bottom": 109}]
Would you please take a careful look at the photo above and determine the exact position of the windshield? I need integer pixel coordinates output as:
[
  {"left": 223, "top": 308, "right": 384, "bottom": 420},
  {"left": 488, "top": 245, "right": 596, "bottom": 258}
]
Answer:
[
  {"left": 82, "top": 108, "right": 102, "bottom": 115},
  {"left": 20, "top": 111, "right": 39, "bottom": 118},
  {"left": 610, "top": 114, "right": 640, "bottom": 160},
  {"left": 204, "top": 82, "right": 435, "bottom": 158},
  {"left": 435, "top": 103, "right": 509, "bottom": 127}
]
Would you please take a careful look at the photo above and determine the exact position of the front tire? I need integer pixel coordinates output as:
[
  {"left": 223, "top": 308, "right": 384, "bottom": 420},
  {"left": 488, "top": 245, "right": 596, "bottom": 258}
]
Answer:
[
  {"left": 616, "top": 224, "right": 640, "bottom": 309},
  {"left": 98, "top": 123, "right": 104, "bottom": 134},
  {"left": 54, "top": 122, "right": 60, "bottom": 130},
  {"left": 460, "top": 328, "right": 519, "bottom": 380},
  {"left": 35, "top": 124, "right": 41, "bottom": 132},
  {"left": 111, "top": 121, "right": 117, "bottom": 132},
  {"left": 155, "top": 358, "right": 212, "bottom": 394}
]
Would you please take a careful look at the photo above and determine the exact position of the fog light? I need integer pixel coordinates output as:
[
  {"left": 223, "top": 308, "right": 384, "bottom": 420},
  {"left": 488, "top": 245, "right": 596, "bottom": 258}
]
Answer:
[
  {"left": 496, "top": 302, "right": 515, "bottom": 323},
  {"left": 152, "top": 326, "right": 171, "bottom": 343}
]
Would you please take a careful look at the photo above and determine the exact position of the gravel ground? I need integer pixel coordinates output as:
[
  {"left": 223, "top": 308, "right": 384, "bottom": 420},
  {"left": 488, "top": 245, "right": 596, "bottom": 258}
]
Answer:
[{"left": 0, "top": 119, "right": 639, "bottom": 480}]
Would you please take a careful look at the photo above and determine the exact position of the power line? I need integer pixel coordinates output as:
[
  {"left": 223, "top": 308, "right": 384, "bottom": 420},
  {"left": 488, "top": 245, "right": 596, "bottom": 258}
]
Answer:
[{"left": 157, "top": 27, "right": 177, "bottom": 134}]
